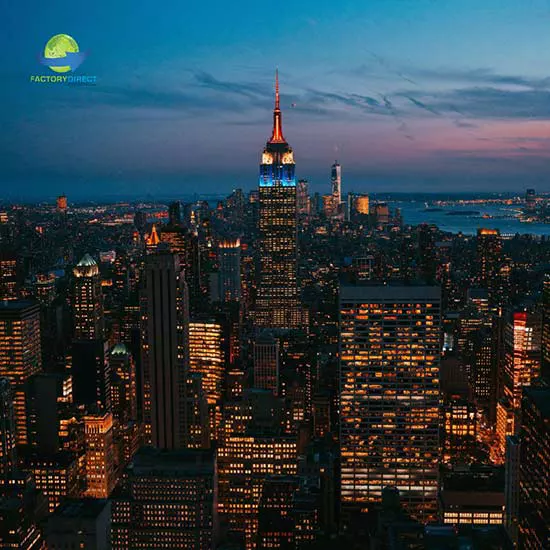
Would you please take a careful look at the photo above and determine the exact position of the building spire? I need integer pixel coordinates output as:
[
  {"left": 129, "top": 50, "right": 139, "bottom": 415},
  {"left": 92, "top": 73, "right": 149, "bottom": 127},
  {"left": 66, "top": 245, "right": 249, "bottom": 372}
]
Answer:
[
  {"left": 270, "top": 69, "right": 285, "bottom": 143},
  {"left": 275, "top": 68, "right": 280, "bottom": 110}
]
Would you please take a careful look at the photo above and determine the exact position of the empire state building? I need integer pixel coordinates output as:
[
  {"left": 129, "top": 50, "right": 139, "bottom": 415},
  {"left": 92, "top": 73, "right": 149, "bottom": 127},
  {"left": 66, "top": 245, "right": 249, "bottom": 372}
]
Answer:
[{"left": 255, "top": 72, "right": 302, "bottom": 330}]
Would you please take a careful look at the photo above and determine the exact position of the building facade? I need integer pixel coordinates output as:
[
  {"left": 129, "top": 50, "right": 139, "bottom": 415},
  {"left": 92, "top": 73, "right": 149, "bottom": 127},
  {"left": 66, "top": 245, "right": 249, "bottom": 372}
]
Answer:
[{"left": 339, "top": 284, "right": 441, "bottom": 522}]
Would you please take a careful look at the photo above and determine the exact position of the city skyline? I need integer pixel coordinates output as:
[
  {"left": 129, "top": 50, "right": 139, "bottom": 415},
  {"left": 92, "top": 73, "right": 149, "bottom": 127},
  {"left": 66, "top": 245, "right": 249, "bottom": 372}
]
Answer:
[{"left": 3, "top": 0, "right": 550, "bottom": 198}]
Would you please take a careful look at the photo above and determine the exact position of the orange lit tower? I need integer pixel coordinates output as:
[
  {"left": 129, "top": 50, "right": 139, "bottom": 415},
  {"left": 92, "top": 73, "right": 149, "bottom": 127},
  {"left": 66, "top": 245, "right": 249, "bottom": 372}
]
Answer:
[
  {"left": 256, "top": 71, "right": 301, "bottom": 329},
  {"left": 0, "top": 301, "right": 42, "bottom": 445}
]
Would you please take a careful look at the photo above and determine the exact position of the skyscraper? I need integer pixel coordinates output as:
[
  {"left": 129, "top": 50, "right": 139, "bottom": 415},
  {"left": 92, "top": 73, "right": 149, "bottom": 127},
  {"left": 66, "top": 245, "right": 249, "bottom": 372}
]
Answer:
[
  {"left": 339, "top": 284, "right": 441, "bottom": 522},
  {"left": 253, "top": 330, "right": 279, "bottom": 395},
  {"left": 73, "top": 254, "right": 104, "bottom": 340},
  {"left": 331, "top": 161, "right": 342, "bottom": 212},
  {"left": 188, "top": 320, "right": 224, "bottom": 440},
  {"left": 0, "top": 250, "right": 18, "bottom": 301},
  {"left": 296, "top": 179, "right": 310, "bottom": 216},
  {"left": 0, "top": 301, "right": 42, "bottom": 445},
  {"left": 0, "top": 378, "right": 17, "bottom": 483},
  {"left": 83, "top": 412, "right": 116, "bottom": 499},
  {"left": 256, "top": 71, "right": 301, "bottom": 330},
  {"left": 71, "top": 339, "right": 111, "bottom": 411},
  {"left": 542, "top": 275, "right": 550, "bottom": 381},
  {"left": 496, "top": 311, "right": 541, "bottom": 451},
  {"left": 476, "top": 228, "right": 503, "bottom": 305},
  {"left": 518, "top": 386, "right": 550, "bottom": 549},
  {"left": 218, "top": 239, "right": 241, "bottom": 302},
  {"left": 141, "top": 252, "right": 189, "bottom": 449},
  {"left": 111, "top": 447, "right": 217, "bottom": 550}
]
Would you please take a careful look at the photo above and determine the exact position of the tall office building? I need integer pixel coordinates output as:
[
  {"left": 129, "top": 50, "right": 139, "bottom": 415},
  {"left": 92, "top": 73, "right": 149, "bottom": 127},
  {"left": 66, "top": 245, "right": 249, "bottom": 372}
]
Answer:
[
  {"left": 496, "top": 311, "right": 541, "bottom": 451},
  {"left": 218, "top": 239, "right": 241, "bottom": 302},
  {"left": 476, "top": 228, "right": 503, "bottom": 305},
  {"left": 339, "top": 284, "right": 441, "bottom": 522},
  {"left": 44, "top": 498, "right": 111, "bottom": 550},
  {"left": 110, "top": 344, "right": 137, "bottom": 426},
  {"left": 331, "top": 161, "right": 342, "bottom": 210},
  {"left": 168, "top": 200, "right": 182, "bottom": 225},
  {"left": 111, "top": 447, "right": 217, "bottom": 550},
  {"left": 518, "top": 386, "right": 550, "bottom": 549},
  {"left": 71, "top": 339, "right": 111, "bottom": 411},
  {"left": 26, "top": 451, "right": 80, "bottom": 513},
  {"left": 141, "top": 252, "right": 190, "bottom": 449},
  {"left": 0, "top": 301, "right": 42, "bottom": 445},
  {"left": 218, "top": 391, "right": 298, "bottom": 548},
  {"left": 505, "top": 435, "right": 521, "bottom": 545},
  {"left": 73, "top": 254, "right": 104, "bottom": 340},
  {"left": 56, "top": 194, "right": 68, "bottom": 212},
  {"left": 0, "top": 250, "right": 18, "bottom": 301},
  {"left": 188, "top": 320, "right": 224, "bottom": 440},
  {"left": 355, "top": 194, "right": 370, "bottom": 215},
  {"left": 253, "top": 331, "right": 280, "bottom": 395},
  {"left": 477, "top": 228, "right": 502, "bottom": 284},
  {"left": 0, "top": 378, "right": 17, "bottom": 483},
  {"left": 84, "top": 412, "right": 116, "bottom": 499},
  {"left": 542, "top": 275, "right": 550, "bottom": 381},
  {"left": 296, "top": 179, "right": 310, "bottom": 216},
  {"left": 256, "top": 71, "right": 301, "bottom": 330},
  {"left": 110, "top": 344, "right": 140, "bottom": 469}
]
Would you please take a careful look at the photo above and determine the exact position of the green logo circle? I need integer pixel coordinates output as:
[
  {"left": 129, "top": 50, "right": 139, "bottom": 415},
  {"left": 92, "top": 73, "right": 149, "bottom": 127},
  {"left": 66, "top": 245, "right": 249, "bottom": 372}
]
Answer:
[{"left": 43, "top": 34, "right": 79, "bottom": 73}]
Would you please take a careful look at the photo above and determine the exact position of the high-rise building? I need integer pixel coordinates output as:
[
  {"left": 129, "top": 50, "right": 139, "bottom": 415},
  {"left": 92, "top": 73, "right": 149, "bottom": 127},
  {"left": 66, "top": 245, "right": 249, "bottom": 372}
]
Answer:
[
  {"left": 476, "top": 228, "right": 503, "bottom": 305},
  {"left": 331, "top": 161, "right": 342, "bottom": 210},
  {"left": 71, "top": 339, "right": 111, "bottom": 411},
  {"left": 339, "top": 284, "right": 441, "bottom": 522},
  {"left": 542, "top": 275, "right": 550, "bottom": 381},
  {"left": 34, "top": 272, "right": 56, "bottom": 305},
  {"left": 44, "top": 498, "right": 111, "bottom": 550},
  {"left": 256, "top": 71, "right": 302, "bottom": 330},
  {"left": 296, "top": 179, "right": 310, "bottom": 216},
  {"left": 160, "top": 225, "right": 203, "bottom": 316},
  {"left": 253, "top": 330, "right": 279, "bottom": 395},
  {"left": 355, "top": 194, "right": 370, "bottom": 216},
  {"left": 217, "top": 391, "right": 298, "bottom": 548},
  {"left": 24, "top": 451, "right": 80, "bottom": 513},
  {"left": 84, "top": 412, "right": 116, "bottom": 499},
  {"left": 110, "top": 344, "right": 137, "bottom": 426},
  {"left": 0, "top": 495, "right": 44, "bottom": 549},
  {"left": 0, "top": 378, "right": 17, "bottom": 483},
  {"left": 0, "top": 301, "right": 42, "bottom": 445},
  {"left": 168, "top": 200, "right": 182, "bottom": 226},
  {"left": 111, "top": 447, "right": 217, "bottom": 550},
  {"left": 110, "top": 344, "right": 140, "bottom": 470},
  {"left": 0, "top": 250, "right": 18, "bottom": 301},
  {"left": 73, "top": 254, "right": 104, "bottom": 340},
  {"left": 496, "top": 311, "right": 541, "bottom": 451},
  {"left": 56, "top": 194, "right": 68, "bottom": 212},
  {"left": 141, "top": 252, "right": 190, "bottom": 449},
  {"left": 505, "top": 435, "right": 520, "bottom": 545},
  {"left": 218, "top": 239, "right": 241, "bottom": 302},
  {"left": 188, "top": 320, "right": 224, "bottom": 440},
  {"left": 518, "top": 385, "right": 550, "bottom": 549},
  {"left": 25, "top": 372, "right": 71, "bottom": 455}
]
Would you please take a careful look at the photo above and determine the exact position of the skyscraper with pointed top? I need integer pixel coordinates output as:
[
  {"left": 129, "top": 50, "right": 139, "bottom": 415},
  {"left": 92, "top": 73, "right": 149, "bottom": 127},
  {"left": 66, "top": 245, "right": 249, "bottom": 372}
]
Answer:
[{"left": 256, "top": 71, "right": 302, "bottom": 330}]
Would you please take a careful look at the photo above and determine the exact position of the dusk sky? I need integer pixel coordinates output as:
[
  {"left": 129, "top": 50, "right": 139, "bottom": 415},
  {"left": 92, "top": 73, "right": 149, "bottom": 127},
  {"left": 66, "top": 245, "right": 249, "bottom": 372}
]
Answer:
[{"left": 2, "top": 0, "right": 550, "bottom": 199}]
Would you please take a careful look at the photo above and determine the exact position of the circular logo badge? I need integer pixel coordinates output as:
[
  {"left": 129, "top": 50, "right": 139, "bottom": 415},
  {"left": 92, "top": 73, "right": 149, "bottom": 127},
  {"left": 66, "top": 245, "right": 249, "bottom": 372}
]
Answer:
[{"left": 43, "top": 34, "right": 79, "bottom": 73}]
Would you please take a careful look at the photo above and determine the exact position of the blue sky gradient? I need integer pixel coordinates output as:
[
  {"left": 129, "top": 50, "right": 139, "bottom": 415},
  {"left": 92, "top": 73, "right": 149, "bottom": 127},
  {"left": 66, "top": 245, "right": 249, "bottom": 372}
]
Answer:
[{"left": 2, "top": 0, "right": 550, "bottom": 198}]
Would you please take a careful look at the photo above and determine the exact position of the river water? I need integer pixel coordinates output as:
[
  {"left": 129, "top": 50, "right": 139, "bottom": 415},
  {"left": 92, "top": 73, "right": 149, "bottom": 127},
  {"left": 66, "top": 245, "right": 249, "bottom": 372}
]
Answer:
[{"left": 391, "top": 201, "right": 550, "bottom": 236}]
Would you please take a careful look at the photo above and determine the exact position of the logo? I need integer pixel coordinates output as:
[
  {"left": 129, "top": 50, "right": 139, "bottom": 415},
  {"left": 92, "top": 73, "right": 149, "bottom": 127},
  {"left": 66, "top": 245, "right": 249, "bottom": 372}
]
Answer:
[
  {"left": 30, "top": 34, "right": 97, "bottom": 85},
  {"left": 40, "top": 34, "right": 87, "bottom": 73}
]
